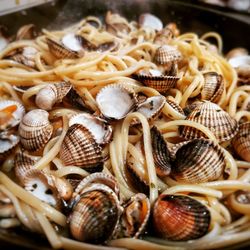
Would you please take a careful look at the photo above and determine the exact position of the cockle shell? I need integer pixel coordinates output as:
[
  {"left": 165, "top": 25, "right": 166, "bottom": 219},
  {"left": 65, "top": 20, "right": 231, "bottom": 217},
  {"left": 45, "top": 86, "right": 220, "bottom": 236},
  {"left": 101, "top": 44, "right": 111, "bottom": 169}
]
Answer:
[
  {"left": 96, "top": 84, "right": 137, "bottom": 120},
  {"left": 138, "top": 13, "right": 163, "bottom": 31},
  {"left": 151, "top": 126, "right": 172, "bottom": 177},
  {"left": 35, "top": 81, "right": 72, "bottom": 110},
  {"left": 232, "top": 122, "right": 250, "bottom": 162},
  {"left": 60, "top": 124, "right": 103, "bottom": 169},
  {"left": 16, "top": 24, "right": 38, "bottom": 40},
  {"left": 171, "top": 138, "right": 226, "bottom": 183},
  {"left": 154, "top": 27, "right": 174, "bottom": 45},
  {"left": 179, "top": 101, "right": 238, "bottom": 142},
  {"left": 69, "top": 183, "right": 122, "bottom": 243},
  {"left": 226, "top": 47, "right": 248, "bottom": 60},
  {"left": 153, "top": 194, "right": 211, "bottom": 241},
  {"left": 183, "top": 101, "right": 203, "bottom": 116},
  {"left": 135, "top": 69, "right": 179, "bottom": 93},
  {"left": 165, "top": 96, "right": 185, "bottom": 119},
  {"left": 154, "top": 45, "right": 182, "bottom": 65},
  {"left": 18, "top": 109, "right": 53, "bottom": 151},
  {"left": 0, "top": 100, "right": 25, "bottom": 131},
  {"left": 201, "top": 72, "right": 224, "bottom": 103},
  {"left": 69, "top": 113, "right": 112, "bottom": 145}
]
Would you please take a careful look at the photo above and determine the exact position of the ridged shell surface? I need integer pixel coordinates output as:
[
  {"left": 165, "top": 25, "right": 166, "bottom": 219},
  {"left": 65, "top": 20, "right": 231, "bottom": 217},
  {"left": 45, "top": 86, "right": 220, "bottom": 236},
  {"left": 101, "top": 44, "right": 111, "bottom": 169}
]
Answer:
[{"left": 154, "top": 45, "right": 182, "bottom": 65}]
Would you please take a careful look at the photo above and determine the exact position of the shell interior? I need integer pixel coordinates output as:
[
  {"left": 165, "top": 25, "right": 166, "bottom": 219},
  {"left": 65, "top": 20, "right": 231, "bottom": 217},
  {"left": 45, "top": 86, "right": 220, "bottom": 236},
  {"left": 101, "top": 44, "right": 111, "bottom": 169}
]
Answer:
[
  {"left": 61, "top": 33, "right": 84, "bottom": 52},
  {"left": 0, "top": 133, "right": 20, "bottom": 156},
  {"left": 138, "top": 13, "right": 163, "bottom": 31}
]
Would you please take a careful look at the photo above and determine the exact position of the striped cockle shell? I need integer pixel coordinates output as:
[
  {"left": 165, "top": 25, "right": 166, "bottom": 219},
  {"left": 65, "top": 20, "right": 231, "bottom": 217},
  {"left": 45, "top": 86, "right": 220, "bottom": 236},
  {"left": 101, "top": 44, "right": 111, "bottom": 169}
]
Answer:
[
  {"left": 179, "top": 101, "right": 238, "bottom": 142},
  {"left": 60, "top": 124, "right": 103, "bottom": 169},
  {"left": 232, "top": 122, "right": 250, "bottom": 162},
  {"left": 183, "top": 101, "right": 203, "bottom": 116},
  {"left": 18, "top": 109, "right": 53, "bottom": 151},
  {"left": 69, "top": 113, "right": 112, "bottom": 145},
  {"left": 35, "top": 81, "right": 72, "bottom": 110},
  {"left": 151, "top": 126, "right": 172, "bottom": 177},
  {"left": 165, "top": 96, "right": 185, "bottom": 119},
  {"left": 171, "top": 138, "right": 226, "bottom": 183},
  {"left": 0, "top": 100, "right": 25, "bottom": 131},
  {"left": 138, "top": 13, "right": 163, "bottom": 31},
  {"left": 201, "top": 72, "right": 224, "bottom": 103},
  {"left": 69, "top": 183, "right": 122, "bottom": 243},
  {"left": 153, "top": 194, "right": 211, "bottom": 240},
  {"left": 96, "top": 84, "right": 137, "bottom": 120},
  {"left": 154, "top": 45, "right": 182, "bottom": 65},
  {"left": 135, "top": 69, "right": 179, "bottom": 93}
]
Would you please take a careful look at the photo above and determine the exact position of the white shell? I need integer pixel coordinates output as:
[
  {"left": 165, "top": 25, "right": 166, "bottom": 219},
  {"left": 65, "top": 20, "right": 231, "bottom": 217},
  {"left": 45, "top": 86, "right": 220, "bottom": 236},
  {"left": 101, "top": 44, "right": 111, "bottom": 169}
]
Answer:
[
  {"left": 229, "top": 55, "right": 250, "bottom": 68},
  {"left": 139, "top": 13, "right": 163, "bottom": 31},
  {"left": 61, "top": 33, "right": 83, "bottom": 52}
]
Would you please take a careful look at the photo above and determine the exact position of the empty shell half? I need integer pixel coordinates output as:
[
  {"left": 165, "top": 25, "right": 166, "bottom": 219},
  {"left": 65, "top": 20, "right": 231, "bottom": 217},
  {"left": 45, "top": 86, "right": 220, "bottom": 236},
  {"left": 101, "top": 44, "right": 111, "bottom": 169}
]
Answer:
[{"left": 138, "top": 13, "right": 163, "bottom": 31}]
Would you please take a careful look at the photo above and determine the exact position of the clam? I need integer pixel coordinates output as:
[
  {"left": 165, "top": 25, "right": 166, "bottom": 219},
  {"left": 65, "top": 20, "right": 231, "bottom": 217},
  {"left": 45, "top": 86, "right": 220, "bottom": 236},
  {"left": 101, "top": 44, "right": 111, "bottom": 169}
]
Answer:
[
  {"left": 226, "top": 47, "right": 248, "bottom": 60},
  {"left": 154, "top": 45, "right": 182, "bottom": 66},
  {"left": 154, "top": 27, "right": 174, "bottom": 45},
  {"left": 60, "top": 124, "right": 103, "bottom": 169},
  {"left": 135, "top": 69, "right": 179, "bottom": 93},
  {"left": 171, "top": 138, "right": 226, "bottom": 183},
  {"left": 235, "top": 190, "right": 250, "bottom": 204},
  {"left": 232, "top": 122, "right": 250, "bottom": 162},
  {"left": 179, "top": 101, "right": 238, "bottom": 142},
  {"left": 96, "top": 84, "right": 137, "bottom": 120},
  {"left": 35, "top": 81, "right": 72, "bottom": 110},
  {"left": 201, "top": 72, "right": 225, "bottom": 103},
  {"left": 183, "top": 101, "right": 203, "bottom": 116},
  {"left": 69, "top": 183, "right": 122, "bottom": 243},
  {"left": 165, "top": 96, "right": 185, "bottom": 119},
  {"left": 69, "top": 113, "right": 112, "bottom": 145},
  {"left": 151, "top": 126, "right": 172, "bottom": 177},
  {"left": 18, "top": 109, "right": 53, "bottom": 151},
  {"left": 136, "top": 95, "right": 166, "bottom": 123},
  {"left": 16, "top": 24, "right": 38, "bottom": 40},
  {"left": 118, "top": 193, "right": 150, "bottom": 238},
  {"left": 0, "top": 100, "right": 25, "bottom": 131},
  {"left": 138, "top": 13, "right": 163, "bottom": 31},
  {"left": 153, "top": 194, "right": 211, "bottom": 240}
]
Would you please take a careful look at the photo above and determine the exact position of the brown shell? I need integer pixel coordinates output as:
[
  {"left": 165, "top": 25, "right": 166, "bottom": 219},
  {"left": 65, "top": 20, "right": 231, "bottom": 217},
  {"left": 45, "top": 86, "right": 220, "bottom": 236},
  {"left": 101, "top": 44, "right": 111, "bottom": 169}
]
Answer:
[
  {"left": 18, "top": 109, "right": 53, "bottom": 151},
  {"left": 232, "top": 122, "right": 250, "bottom": 162},
  {"left": 16, "top": 24, "right": 37, "bottom": 40},
  {"left": 153, "top": 194, "right": 211, "bottom": 241},
  {"left": 179, "top": 101, "right": 239, "bottom": 142},
  {"left": 183, "top": 101, "right": 203, "bottom": 116},
  {"left": 60, "top": 124, "right": 103, "bottom": 169},
  {"left": 201, "top": 72, "right": 225, "bottom": 103},
  {"left": 171, "top": 138, "right": 226, "bottom": 183},
  {"left": 69, "top": 184, "right": 122, "bottom": 243},
  {"left": 165, "top": 96, "right": 185, "bottom": 119},
  {"left": 135, "top": 69, "right": 179, "bottom": 93},
  {"left": 154, "top": 27, "right": 174, "bottom": 45},
  {"left": 154, "top": 45, "right": 182, "bottom": 65},
  {"left": 151, "top": 126, "right": 172, "bottom": 177}
]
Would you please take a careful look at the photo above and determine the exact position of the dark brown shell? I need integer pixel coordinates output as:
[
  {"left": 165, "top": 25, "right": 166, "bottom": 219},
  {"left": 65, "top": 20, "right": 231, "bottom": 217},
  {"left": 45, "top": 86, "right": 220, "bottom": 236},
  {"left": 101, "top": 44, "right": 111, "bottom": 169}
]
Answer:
[
  {"left": 151, "top": 126, "right": 172, "bottom": 177},
  {"left": 154, "top": 27, "right": 174, "bottom": 45},
  {"left": 172, "top": 139, "right": 226, "bottom": 183},
  {"left": 60, "top": 124, "right": 103, "bottom": 169},
  {"left": 183, "top": 101, "right": 203, "bottom": 116},
  {"left": 232, "top": 122, "right": 250, "bottom": 162},
  {"left": 179, "top": 101, "right": 239, "bottom": 142},
  {"left": 153, "top": 194, "right": 211, "bottom": 241},
  {"left": 154, "top": 45, "right": 182, "bottom": 65},
  {"left": 165, "top": 96, "right": 185, "bottom": 119},
  {"left": 201, "top": 72, "right": 225, "bottom": 103}
]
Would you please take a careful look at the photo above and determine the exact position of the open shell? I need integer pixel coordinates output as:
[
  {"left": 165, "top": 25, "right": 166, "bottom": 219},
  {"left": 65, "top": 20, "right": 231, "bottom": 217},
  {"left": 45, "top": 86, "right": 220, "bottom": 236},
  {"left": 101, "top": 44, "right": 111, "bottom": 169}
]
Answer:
[
  {"left": 96, "top": 84, "right": 137, "bottom": 120},
  {"left": 154, "top": 45, "right": 182, "bottom": 65},
  {"left": 16, "top": 24, "right": 38, "bottom": 40},
  {"left": 151, "top": 126, "right": 172, "bottom": 177},
  {"left": 179, "top": 101, "right": 238, "bottom": 142},
  {"left": 154, "top": 27, "right": 174, "bottom": 45},
  {"left": 201, "top": 72, "right": 224, "bottom": 103},
  {"left": 172, "top": 138, "right": 226, "bottom": 183},
  {"left": 0, "top": 100, "right": 25, "bottom": 131},
  {"left": 232, "top": 122, "right": 250, "bottom": 162},
  {"left": 60, "top": 124, "right": 103, "bottom": 169},
  {"left": 69, "top": 113, "right": 112, "bottom": 145},
  {"left": 138, "top": 13, "right": 163, "bottom": 31},
  {"left": 165, "top": 96, "right": 185, "bottom": 119},
  {"left": 153, "top": 194, "right": 211, "bottom": 241},
  {"left": 18, "top": 109, "right": 53, "bottom": 151}
]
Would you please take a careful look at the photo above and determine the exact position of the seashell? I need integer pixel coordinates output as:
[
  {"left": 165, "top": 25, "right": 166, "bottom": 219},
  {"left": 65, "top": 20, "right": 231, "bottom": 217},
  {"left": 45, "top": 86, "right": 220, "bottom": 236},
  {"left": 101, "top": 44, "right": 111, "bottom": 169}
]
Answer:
[
  {"left": 96, "top": 84, "right": 137, "bottom": 120},
  {"left": 154, "top": 27, "right": 174, "bottom": 45},
  {"left": 154, "top": 45, "right": 182, "bottom": 66},
  {"left": 226, "top": 47, "right": 248, "bottom": 60},
  {"left": 60, "top": 124, "right": 103, "bottom": 169},
  {"left": 18, "top": 109, "right": 53, "bottom": 151},
  {"left": 228, "top": 55, "right": 250, "bottom": 68},
  {"left": 135, "top": 69, "right": 179, "bottom": 93},
  {"left": 0, "top": 203, "right": 16, "bottom": 218},
  {"left": 165, "top": 96, "right": 185, "bottom": 119},
  {"left": 153, "top": 194, "right": 211, "bottom": 241},
  {"left": 201, "top": 72, "right": 225, "bottom": 103},
  {"left": 0, "top": 100, "right": 25, "bottom": 131},
  {"left": 138, "top": 13, "right": 163, "bottom": 31},
  {"left": 136, "top": 95, "right": 166, "bottom": 123},
  {"left": 165, "top": 22, "right": 180, "bottom": 37},
  {"left": 69, "top": 113, "right": 112, "bottom": 145},
  {"left": 151, "top": 126, "right": 172, "bottom": 177},
  {"left": 232, "top": 122, "right": 250, "bottom": 162},
  {"left": 118, "top": 193, "right": 150, "bottom": 238},
  {"left": 69, "top": 183, "right": 122, "bottom": 243},
  {"left": 46, "top": 37, "right": 82, "bottom": 59},
  {"left": 179, "top": 101, "right": 238, "bottom": 142},
  {"left": 16, "top": 24, "right": 38, "bottom": 40},
  {"left": 168, "top": 141, "right": 190, "bottom": 159},
  {"left": 183, "top": 101, "right": 203, "bottom": 116},
  {"left": 171, "top": 138, "right": 226, "bottom": 183},
  {"left": 0, "top": 132, "right": 20, "bottom": 162},
  {"left": 97, "top": 41, "right": 119, "bottom": 52},
  {"left": 14, "top": 149, "right": 40, "bottom": 185},
  {"left": 235, "top": 190, "right": 250, "bottom": 204},
  {"left": 61, "top": 33, "right": 85, "bottom": 53},
  {"left": 35, "top": 81, "right": 72, "bottom": 110}
]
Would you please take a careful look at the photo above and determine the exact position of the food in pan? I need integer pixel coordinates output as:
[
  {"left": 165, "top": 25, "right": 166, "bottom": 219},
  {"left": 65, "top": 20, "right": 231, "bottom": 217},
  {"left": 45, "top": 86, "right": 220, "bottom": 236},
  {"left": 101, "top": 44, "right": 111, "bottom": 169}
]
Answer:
[{"left": 0, "top": 11, "right": 249, "bottom": 249}]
